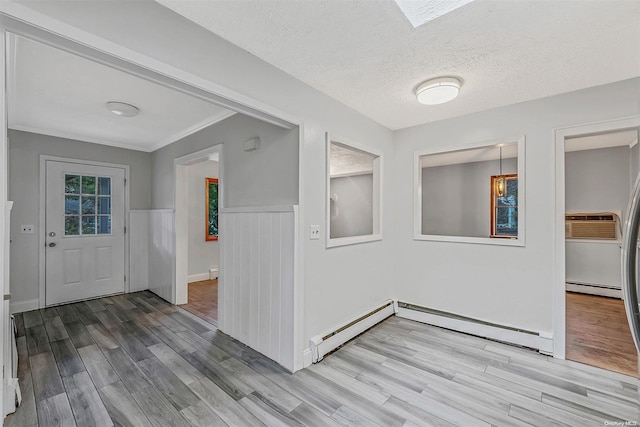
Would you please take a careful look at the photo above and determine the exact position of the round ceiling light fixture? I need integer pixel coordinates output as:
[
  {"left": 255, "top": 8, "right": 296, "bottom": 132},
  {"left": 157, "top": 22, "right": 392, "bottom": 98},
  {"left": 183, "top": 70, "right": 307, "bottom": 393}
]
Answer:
[
  {"left": 415, "top": 77, "right": 461, "bottom": 105},
  {"left": 106, "top": 101, "right": 140, "bottom": 117}
]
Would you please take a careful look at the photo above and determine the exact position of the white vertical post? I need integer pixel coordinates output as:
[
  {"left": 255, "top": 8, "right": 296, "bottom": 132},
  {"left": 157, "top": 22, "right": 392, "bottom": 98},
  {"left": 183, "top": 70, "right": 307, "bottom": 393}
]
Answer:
[{"left": 0, "top": 25, "right": 8, "bottom": 419}]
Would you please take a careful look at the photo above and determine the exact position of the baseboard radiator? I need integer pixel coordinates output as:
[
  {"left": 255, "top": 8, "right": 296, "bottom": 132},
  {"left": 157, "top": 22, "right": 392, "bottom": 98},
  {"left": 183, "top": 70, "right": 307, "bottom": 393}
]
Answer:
[
  {"left": 396, "top": 302, "right": 553, "bottom": 355},
  {"left": 566, "top": 281, "right": 622, "bottom": 299},
  {"left": 310, "top": 300, "right": 396, "bottom": 363}
]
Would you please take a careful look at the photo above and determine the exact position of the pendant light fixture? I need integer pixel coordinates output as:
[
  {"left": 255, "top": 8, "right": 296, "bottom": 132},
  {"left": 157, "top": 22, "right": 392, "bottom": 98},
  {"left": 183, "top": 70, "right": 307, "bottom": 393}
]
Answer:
[{"left": 496, "top": 145, "right": 505, "bottom": 197}]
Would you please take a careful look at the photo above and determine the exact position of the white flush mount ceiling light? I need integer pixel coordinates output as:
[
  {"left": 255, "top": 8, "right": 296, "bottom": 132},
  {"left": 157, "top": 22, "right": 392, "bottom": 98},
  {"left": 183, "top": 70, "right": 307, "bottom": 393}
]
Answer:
[
  {"left": 395, "top": 0, "right": 475, "bottom": 28},
  {"left": 106, "top": 101, "right": 139, "bottom": 117},
  {"left": 415, "top": 77, "right": 461, "bottom": 105}
]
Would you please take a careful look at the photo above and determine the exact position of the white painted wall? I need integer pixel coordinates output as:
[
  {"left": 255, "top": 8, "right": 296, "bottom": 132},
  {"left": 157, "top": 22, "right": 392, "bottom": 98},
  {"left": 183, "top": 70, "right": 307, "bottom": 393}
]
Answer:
[
  {"left": 329, "top": 174, "right": 373, "bottom": 239},
  {"left": 566, "top": 241, "right": 622, "bottom": 288},
  {"left": 393, "top": 78, "right": 640, "bottom": 336},
  {"left": 7, "top": 130, "right": 151, "bottom": 311},
  {"left": 187, "top": 160, "right": 219, "bottom": 278},
  {"left": 421, "top": 158, "right": 517, "bottom": 237}
]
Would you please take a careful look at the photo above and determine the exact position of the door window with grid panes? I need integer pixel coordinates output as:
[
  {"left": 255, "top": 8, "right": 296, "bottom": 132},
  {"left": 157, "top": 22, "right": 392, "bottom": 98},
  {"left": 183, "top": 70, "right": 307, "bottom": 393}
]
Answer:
[{"left": 64, "top": 174, "right": 112, "bottom": 236}]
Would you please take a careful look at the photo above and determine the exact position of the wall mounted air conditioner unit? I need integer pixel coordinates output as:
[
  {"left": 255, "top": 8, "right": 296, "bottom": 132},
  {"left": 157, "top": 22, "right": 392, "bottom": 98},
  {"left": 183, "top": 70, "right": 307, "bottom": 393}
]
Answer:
[{"left": 565, "top": 212, "right": 618, "bottom": 240}]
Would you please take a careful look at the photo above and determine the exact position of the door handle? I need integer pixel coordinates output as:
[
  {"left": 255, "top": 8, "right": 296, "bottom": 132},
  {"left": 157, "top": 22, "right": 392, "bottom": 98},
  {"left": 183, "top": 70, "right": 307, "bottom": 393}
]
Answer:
[{"left": 48, "top": 242, "right": 56, "bottom": 247}]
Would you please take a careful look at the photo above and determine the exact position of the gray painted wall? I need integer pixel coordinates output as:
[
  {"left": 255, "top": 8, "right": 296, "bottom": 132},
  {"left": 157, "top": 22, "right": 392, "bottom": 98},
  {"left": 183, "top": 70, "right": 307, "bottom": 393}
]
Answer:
[
  {"left": 8, "top": 130, "right": 152, "bottom": 307},
  {"left": 421, "top": 158, "right": 517, "bottom": 237},
  {"left": 188, "top": 160, "right": 219, "bottom": 276},
  {"left": 565, "top": 145, "right": 630, "bottom": 288},
  {"left": 151, "top": 114, "right": 298, "bottom": 209},
  {"left": 329, "top": 174, "right": 373, "bottom": 238},
  {"left": 565, "top": 146, "right": 630, "bottom": 216}
]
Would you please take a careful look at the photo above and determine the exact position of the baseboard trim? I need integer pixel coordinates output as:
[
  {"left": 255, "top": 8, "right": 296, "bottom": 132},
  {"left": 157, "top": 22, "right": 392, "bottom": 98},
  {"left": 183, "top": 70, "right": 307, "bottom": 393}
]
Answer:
[
  {"left": 188, "top": 273, "right": 210, "bottom": 283},
  {"left": 129, "top": 283, "right": 150, "bottom": 293},
  {"left": 10, "top": 299, "right": 39, "bottom": 314},
  {"left": 302, "top": 348, "right": 313, "bottom": 368},
  {"left": 310, "top": 300, "right": 395, "bottom": 363},
  {"left": 396, "top": 306, "right": 554, "bottom": 355}
]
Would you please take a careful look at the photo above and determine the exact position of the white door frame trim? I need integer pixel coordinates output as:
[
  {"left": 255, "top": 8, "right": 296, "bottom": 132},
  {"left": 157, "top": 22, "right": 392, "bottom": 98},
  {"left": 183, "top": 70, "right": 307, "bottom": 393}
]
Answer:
[
  {"left": 174, "top": 145, "right": 224, "bottom": 306},
  {"left": 39, "top": 155, "right": 131, "bottom": 308},
  {"left": 553, "top": 116, "right": 640, "bottom": 359}
]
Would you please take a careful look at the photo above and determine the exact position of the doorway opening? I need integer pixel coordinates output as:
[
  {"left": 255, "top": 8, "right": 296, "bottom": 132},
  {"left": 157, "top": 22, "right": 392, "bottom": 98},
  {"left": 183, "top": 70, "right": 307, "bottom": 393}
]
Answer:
[
  {"left": 559, "top": 124, "right": 639, "bottom": 376},
  {"left": 174, "top": 147, "right": 222, "bottom": 325}
]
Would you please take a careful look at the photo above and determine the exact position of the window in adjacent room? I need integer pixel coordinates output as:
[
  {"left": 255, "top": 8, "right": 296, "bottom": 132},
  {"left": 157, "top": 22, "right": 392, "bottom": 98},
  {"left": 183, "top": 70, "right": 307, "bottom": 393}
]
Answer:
[{"left": 491, "top": 174, "right": 518, "bottom": 238}]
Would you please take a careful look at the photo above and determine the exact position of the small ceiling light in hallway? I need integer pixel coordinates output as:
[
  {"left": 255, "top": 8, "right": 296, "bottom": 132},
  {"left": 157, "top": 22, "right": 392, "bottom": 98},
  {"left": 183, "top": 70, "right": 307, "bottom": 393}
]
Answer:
[{"left": 106, "top": 101, "right": 140, "bottom": 117}]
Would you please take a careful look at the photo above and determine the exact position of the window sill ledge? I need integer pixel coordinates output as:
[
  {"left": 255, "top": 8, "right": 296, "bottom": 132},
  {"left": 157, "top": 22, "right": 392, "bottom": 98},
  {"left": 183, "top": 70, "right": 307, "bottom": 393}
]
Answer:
[
  {"left": 414, "top": 234, "right": 525, "bottom": 247},
  {"left": 327, "top": 234, "right": 382, "bottom": 248}
]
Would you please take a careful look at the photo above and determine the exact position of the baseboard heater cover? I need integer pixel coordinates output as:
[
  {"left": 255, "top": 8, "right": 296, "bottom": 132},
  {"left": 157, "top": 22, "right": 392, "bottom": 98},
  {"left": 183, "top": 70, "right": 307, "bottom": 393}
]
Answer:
[
  {"left": 566, "top": 282, "right": 622, "bottom": 299},
  {"left": 396, "top": 302, "right": 553, "bottom": 355},
  {"left": 310, "top": 300, "right": 396, "bottom": 363}
]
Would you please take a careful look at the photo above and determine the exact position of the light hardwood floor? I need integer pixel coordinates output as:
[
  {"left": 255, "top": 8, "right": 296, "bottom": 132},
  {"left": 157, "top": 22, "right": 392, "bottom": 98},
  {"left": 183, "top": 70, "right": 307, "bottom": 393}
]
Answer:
[
  {"left": 5, "top": 291, "right": 639, "bottom": 426},
  {"left": 566, "top": 292, "right": 638, "bottom": 377},
  {"left": 180, "top": 279, "right": 218, "bottom": 325}
]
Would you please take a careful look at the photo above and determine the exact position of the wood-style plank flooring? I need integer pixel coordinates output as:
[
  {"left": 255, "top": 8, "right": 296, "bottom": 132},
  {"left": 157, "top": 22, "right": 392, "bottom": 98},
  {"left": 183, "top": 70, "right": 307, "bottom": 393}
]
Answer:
[
  {"left": 5, "top": 291, "right": 639, "bottom": 426},
  {"left": 180, "top": 279, "right": 218, "bottom": 325},
  {"left": 566, "top": 291, "right": 638, "bottom": 377}
]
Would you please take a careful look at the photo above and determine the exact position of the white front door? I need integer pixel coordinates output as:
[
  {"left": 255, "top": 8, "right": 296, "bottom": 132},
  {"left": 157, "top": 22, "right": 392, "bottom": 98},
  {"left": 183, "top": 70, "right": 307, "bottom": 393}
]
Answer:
[{"left": 45, "top": 161, "right": 125, "bottom": 305}]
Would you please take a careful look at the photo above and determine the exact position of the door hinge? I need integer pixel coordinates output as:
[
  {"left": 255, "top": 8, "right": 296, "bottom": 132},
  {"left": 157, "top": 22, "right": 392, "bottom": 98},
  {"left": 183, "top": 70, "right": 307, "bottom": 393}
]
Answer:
[
  {"left": 124, "top": 275, "right": 126, "bottom": 282},
  {"left": 124, "top": 226, "right": 127, "bottom": 234},
  {"left": 124, "top": 178, "right": 127, "bottom": 185}
]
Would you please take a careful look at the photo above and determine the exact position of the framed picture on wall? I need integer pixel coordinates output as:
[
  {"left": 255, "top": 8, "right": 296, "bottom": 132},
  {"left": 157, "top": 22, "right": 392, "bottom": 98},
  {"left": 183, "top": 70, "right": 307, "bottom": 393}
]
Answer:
[{"left": 206, "top": 177, "right": 218, "bottom": 241}]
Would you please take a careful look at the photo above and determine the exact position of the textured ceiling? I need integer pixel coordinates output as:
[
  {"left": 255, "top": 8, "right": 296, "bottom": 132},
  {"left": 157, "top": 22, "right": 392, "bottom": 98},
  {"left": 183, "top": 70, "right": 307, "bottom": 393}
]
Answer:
[
  {"left": 8, "top": 34, "right": 234, "bottom": 152},
  {"left": 330, "top": 142, "right": 376, "bottom": 177},
  {"left": 156, "top": 0, "right": 640, "bottom": 130}
]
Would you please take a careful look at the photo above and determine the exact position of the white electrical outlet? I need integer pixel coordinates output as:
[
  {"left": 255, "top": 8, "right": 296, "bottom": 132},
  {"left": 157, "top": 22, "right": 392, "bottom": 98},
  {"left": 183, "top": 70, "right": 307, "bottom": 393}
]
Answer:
[
  {"left": 21, "top": 225, "right": 34, "bottom": 234},
  {"left": 309, "top": 225, "right": 320, "bottom": 240}
]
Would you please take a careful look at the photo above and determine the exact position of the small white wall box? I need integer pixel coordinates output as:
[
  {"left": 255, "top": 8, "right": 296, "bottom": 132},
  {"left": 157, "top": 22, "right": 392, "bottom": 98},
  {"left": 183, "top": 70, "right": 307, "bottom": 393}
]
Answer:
[{"left": 244, "top": 137, "right": 260, "bottom": 152}]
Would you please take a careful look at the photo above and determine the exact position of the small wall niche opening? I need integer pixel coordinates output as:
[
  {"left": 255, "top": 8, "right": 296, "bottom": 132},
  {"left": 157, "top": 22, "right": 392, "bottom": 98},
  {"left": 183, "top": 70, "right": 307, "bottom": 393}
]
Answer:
[
  {"left": 326, "top": 134, "right": 383, "bottom": 248},
  {"left": 414, "top": 136, "right": 525, "bottom": 246}
]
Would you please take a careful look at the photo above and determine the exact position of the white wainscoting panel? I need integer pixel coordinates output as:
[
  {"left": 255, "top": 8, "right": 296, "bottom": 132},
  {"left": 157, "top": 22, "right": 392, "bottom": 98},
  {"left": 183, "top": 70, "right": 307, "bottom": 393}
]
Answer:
[
  {"left": 148, "top": 210, "right": 175, "bottom": 303},
  {"left": 129, "top": 211, "right": 150, "bottom": 292},
  {"left": 220, "top": 206, "right": 297, "bottom": 372}
]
